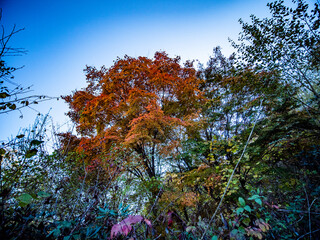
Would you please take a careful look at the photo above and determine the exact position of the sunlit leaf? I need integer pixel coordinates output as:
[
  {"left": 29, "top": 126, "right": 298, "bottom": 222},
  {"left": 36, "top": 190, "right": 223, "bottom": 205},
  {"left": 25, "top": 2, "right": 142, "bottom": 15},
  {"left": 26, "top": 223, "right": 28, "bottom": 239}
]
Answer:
[
  {"left": 244, "top": 205, "right": 251, "bottom": 212},
  {"left": 17, "top": 193, "right": 33, "bottom": 206},
  {"left": 237, "top": 207, "right": 244, "bottom": 215},
  {"left": 238, "top": 197, "right": 246, "bottom": 206},
  {"left": 255, "top": 198, "right": 262, "bottom": 205}
]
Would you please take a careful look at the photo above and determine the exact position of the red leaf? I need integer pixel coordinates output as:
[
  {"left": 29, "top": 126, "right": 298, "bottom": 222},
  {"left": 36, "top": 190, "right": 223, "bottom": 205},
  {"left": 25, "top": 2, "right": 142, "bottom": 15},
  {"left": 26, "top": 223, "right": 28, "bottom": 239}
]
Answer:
[{"left": 167, "top": 211, "right": 174, "bottom": 228}]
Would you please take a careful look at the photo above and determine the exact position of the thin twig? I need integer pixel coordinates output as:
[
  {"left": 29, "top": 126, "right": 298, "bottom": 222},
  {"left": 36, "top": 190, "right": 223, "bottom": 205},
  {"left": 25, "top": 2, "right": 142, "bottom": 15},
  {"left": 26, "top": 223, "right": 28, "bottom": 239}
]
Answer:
[
  {"left": 276, "top": 208, "right": 320, "bottom": 215},
  {"left": 146, "top": 185, "right": 163, "bottom": 218},
  {"left": 303, "top": 185, "right": 312, "bottom": 240},
  {"left": 297, "top": 228, "right": 320, "bottom": 240}
]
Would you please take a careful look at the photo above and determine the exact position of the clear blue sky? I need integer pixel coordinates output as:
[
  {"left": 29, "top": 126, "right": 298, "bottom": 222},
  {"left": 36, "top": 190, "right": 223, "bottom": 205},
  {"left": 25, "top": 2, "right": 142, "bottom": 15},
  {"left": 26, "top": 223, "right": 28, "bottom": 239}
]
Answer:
[{"left": 0, "top": 0, "right": 314, "bottom": 140}]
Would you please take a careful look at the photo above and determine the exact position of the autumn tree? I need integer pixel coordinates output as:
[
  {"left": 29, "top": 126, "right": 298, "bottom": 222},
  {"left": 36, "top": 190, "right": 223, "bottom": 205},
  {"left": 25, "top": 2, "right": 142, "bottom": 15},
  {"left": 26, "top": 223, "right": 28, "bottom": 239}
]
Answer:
[{"left": 63, "top": 52, "right": 204, "bottom": 183}]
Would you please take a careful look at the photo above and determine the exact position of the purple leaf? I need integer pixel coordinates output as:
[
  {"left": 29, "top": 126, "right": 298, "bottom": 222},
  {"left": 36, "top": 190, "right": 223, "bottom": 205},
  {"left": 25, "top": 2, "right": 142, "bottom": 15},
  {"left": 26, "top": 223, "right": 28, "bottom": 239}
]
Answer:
[
  {"left": 110, "top": 215, "right": 152, "bottom": 238},
  {"left": 144, "top": 218, "right": 152, "bottom": 227},
  {"left": 123, "top": 215, "right": 143, "bottom": 225}
]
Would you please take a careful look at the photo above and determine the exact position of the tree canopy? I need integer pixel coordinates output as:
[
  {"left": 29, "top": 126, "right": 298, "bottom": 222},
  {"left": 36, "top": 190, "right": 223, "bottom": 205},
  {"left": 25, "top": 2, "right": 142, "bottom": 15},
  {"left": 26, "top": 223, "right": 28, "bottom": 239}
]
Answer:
[{"left": 63, "top": 52, "right": 204, "bottom": 180}]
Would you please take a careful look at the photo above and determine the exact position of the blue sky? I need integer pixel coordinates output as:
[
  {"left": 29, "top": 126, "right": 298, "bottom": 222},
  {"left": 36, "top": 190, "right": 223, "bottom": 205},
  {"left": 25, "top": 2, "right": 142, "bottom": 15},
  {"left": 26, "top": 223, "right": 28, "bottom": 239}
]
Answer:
[{"left": 0, "top": 0, "right": 314, "bottom": 140}]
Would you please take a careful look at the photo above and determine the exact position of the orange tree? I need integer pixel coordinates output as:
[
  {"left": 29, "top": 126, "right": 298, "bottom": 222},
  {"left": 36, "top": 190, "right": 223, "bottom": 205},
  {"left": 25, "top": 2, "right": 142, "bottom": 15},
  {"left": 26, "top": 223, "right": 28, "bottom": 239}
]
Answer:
[{"left": 63, "top": 52, "right": 204, "bottom": 186}]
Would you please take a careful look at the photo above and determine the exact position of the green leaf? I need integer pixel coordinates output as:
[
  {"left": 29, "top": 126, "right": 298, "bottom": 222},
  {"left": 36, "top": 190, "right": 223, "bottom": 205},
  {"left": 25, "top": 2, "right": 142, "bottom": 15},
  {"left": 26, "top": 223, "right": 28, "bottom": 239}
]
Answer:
[
  {"left": 238, "top": 226, "right": 246, "bottom": 233},
  {"left": 0, "top": 92, "right": 10, "bottom": 98},
  {"left": 53, "top": 229, "right": 61, "bottom": 238},
  {"left": 243, "top": 217, "right": 251, "bottom": 226},
  {"left": 18, "top": 193, "right": 33, "bottom": 206},
  {"left": 25, "top": 148, "right": 38, "bottom": 158},
  {"left": 237, "top": 207, "right": 244, "bottom": 215},
  {"left": 255, "top": 198, "right": 262, "bottom": 205},
  {"left": 73, "top": 234, "right": 81, "bottom": 240},
  {"left": 244, "top": 205, "right": 252, "bottom": 212},
  {"left": 248, "top": 195, "right": 260, "bottom": 200},
  {"left": 47, "top": 228, "right": 61, "bottom": 238},
  {"left": 0, "top": 148, "right": 6, "bottom": 155},
  {"left": 88, "top": 226, "right": 102, "bottom": 238},
  {"left": 120, "top": 204, "right": 130, "bottom": 215},
  {"left": 30, "top": 139, "right": 44, "bottom": 146},
  {"left": 230, "top": 229, "right": 239, "bottom": 238},
  {"left": 37, "top": 191, "right": 51, "bottom": 198},
  {"left": 8, "top": 104, "right": 16, "bottom": 110},
  {"left": 211, "top": 236, "right": 218, "bottom": 240},
  {"left": 60, "top": 221, "right": 72, "bottom": 228},
  {"left": 238, "top": 197, "right": 246, "bottom": 206}
]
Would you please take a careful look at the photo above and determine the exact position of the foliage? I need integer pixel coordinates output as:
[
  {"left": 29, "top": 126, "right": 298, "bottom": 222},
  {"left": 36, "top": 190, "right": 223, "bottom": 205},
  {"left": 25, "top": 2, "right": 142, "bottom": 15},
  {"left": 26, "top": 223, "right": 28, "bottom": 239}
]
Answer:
[
  {"left": 232, "top": 0, "right": 320, "bottom": 113},
  {"left": 2, "top": 0, "right": 320, "bottom": 239},
  {"left": 110, "top": 215, "right": 152, "bottom": 239},
  {"left": 62, "top": 51, "right": 204, "bottom": 190}
]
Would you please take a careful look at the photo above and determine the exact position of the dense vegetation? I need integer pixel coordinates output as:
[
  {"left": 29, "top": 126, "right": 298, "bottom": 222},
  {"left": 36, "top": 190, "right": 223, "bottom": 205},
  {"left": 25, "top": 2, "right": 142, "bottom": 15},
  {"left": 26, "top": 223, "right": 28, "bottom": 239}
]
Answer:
[{"left": 1, "top": 0, "right": 319, "bottom": 239}]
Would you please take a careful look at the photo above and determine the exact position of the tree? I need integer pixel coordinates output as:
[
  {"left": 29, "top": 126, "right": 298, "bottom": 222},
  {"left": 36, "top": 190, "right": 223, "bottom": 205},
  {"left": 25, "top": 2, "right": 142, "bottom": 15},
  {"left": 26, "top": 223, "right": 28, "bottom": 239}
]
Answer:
[
  {"left": 158, "top": 47, "right": 292, "bottom": 224},
  {"left": 232, "top": 0, "right": 320, "bottom": 115},
  {"left": 63, "top": 52, "right": 204, "bottom": 182},
  {"left": 229, "top": 2, "right": 320, "bottom": 237},
  {"left": 230, "top": 0, "right": 320, "bottom": 197},
  {"left": 0, "top": 10, "right": 55, "bottom": 116}
]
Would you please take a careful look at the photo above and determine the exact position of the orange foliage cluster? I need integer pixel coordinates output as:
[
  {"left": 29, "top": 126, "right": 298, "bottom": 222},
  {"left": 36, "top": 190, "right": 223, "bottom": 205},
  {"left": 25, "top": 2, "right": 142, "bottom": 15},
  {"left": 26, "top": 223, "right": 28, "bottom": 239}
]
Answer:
[
  {"left": 62, "top": 52, "right": 205, "bottom": 179},
  {"left": 160, "top": 191, "right": 198, "bottom": 208}
]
